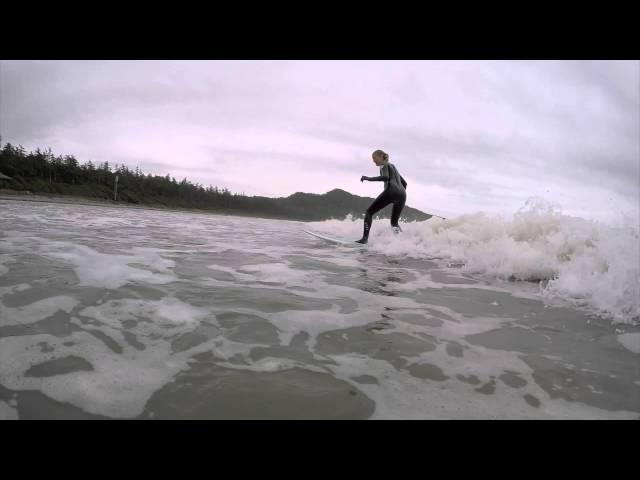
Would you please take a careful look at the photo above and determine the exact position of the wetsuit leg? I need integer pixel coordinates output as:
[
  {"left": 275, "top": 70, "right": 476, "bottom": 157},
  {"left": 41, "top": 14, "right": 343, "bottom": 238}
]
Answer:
[
  {"left": 357, "top": 191, "right": 394, "bottom": 243},
  {"left": 390, "top": 194, "right": 406, "bottom": 228}
]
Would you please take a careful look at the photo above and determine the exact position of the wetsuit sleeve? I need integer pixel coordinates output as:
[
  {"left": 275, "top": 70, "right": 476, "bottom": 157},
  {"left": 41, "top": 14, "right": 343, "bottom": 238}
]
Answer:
[
  {"left": 400, "top": 175, "right": 407, "bottom": 188},
  {"left": 367, "top": 165, "right": 390, "bottom": 182}
]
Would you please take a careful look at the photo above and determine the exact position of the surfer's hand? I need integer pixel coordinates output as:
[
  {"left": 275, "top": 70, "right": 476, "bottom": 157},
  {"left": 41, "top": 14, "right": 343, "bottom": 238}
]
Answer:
[{"left": 360, "top": 176, "right": 368, "bottom": 182}]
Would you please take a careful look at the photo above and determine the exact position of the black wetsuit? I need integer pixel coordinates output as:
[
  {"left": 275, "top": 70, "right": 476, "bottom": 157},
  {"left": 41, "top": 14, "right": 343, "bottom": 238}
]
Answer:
[{"left": 358, "top": 163, "right": 407, "bottom": 243}]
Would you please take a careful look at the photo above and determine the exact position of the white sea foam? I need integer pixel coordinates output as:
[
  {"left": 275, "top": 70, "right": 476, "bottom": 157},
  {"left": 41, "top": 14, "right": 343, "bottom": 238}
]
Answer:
[
  {"left": 0, "top": 400, "right": 18, "bottom": 420},
  {"left": 43, "top": 243, "right": 177, "bottom": 289},
  {"left": 617, "top": 333, "right": 640, "bottom": 354},
  {"left": 79, "top": 296, "right": 210, "bottom": 338},
  {"left": 307, "top": 199, "right": 640, "bottom": 324},
  {"left": 0, "top": 330, "right": 217, "bottom": 418},
  {"left": 0, "top": 296, "right": 79, "bottom": 326}
]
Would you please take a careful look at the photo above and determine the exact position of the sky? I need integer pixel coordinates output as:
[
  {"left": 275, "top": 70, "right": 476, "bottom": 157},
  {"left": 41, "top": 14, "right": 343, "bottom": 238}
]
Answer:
[{"left": 1, "top": 60, "right": 638, "bottom": 222}]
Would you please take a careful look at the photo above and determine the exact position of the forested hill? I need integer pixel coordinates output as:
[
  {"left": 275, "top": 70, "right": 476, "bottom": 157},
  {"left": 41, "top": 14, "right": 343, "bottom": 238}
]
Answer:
[{"left": 0, "top": 142, "right": 433, "bottom": 222}]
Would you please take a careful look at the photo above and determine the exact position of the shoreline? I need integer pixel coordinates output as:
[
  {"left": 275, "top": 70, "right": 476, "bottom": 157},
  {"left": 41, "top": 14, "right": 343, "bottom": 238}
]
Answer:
[{"left": 0, "top": 190, "right": 304, "bottom": 223}]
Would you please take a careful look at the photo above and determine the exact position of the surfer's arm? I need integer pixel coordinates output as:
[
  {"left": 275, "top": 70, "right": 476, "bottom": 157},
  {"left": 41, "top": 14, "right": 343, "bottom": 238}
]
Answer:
[
  {"left": 365, "top": 175, "right": 389, "bottom": 181},
  {"left": 400, "top": 175, "right": 407, "bottom": 188},
  {"left": 364, "top": 165, "right": 390, "bottom": 182}
]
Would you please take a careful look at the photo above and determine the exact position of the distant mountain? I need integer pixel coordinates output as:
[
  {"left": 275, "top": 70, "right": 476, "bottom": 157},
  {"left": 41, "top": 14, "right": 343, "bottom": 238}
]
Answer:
[{"left": 263, "top": 188, "right": 433, "bottom": 222}]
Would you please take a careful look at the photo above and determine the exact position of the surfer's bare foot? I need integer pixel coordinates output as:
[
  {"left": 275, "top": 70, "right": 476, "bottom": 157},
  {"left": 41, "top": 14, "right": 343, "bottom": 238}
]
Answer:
[{"left": 355, "top": 238, "right": 368, "bottom": 244}]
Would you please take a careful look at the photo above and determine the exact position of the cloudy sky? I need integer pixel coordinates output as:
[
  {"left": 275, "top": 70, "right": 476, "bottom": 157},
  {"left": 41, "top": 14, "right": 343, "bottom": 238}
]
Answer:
[{"left": 1, "top": 60, "right": 638, "bottom": 222}]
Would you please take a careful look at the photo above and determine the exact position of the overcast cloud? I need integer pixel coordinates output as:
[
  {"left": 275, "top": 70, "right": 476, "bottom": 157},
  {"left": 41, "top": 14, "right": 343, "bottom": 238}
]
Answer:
[{"left": 1, "top": 60, "right": 637, "bottom": 222}]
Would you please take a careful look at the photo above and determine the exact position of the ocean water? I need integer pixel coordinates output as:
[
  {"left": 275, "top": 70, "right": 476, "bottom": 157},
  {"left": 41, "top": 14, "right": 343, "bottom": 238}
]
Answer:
[{"left": 0, "top": 198, "right": 638, "bottom": 419}]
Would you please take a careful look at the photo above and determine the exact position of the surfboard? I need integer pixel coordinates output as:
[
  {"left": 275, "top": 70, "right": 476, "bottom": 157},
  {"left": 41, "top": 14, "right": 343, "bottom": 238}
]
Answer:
[{"left": 304, "top": 230, "right": 366, "bottom": 247}]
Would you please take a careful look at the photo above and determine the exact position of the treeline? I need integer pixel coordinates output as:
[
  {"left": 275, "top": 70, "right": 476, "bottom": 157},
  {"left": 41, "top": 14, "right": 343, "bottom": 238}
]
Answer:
[
  {"left": 0, "top": 142, "right": 242, "bottom": 208},
  {"left": 0, "top": 142, "right": 431, "bottom": 222}
]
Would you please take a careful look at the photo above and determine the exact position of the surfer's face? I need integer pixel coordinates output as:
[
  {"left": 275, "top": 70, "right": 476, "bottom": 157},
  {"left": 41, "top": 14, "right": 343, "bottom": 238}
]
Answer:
[{"left": 372, "top": 153, "right": 384, "bottom": 166}]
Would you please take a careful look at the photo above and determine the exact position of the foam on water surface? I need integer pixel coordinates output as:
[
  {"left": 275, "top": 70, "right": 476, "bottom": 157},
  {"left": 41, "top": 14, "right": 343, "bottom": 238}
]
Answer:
[
  {"left": 1, "top": 198, "right": 638, "bottom": 419},
  {"left": 0, "top": 400, "right": 19, "bottom": 420},
  {"left": 307, "top": 199, "right": 639, "bottom": 324},
  {"left": 617, "top": 333, "right": 640, "bottom": 354},
  {"left": 1, "top": 295, "right": 79, "bottom": 326}
]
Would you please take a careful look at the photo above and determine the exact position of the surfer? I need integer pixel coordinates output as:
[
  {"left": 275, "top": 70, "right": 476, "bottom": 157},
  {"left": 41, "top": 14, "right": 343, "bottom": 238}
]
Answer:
[{"left": 356, "top": 150, "right": 407, "bottom": 244}]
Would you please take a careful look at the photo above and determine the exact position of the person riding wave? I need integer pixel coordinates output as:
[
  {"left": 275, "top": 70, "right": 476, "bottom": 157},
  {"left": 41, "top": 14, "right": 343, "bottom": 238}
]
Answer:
[{"left": 356, "top": 149, "right": 407, "bottom": 244}]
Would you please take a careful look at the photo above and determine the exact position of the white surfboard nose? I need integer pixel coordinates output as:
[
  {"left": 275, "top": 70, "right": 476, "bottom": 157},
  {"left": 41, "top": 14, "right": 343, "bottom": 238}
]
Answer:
[{"left": 304, "top": 230, "right": 368, "bottom": 247}]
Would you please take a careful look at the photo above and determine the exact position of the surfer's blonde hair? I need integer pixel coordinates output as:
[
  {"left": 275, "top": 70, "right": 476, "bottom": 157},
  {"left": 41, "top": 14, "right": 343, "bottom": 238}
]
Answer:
[{"left": 372, "top": 149, "right": 389, "bottom": 163}]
